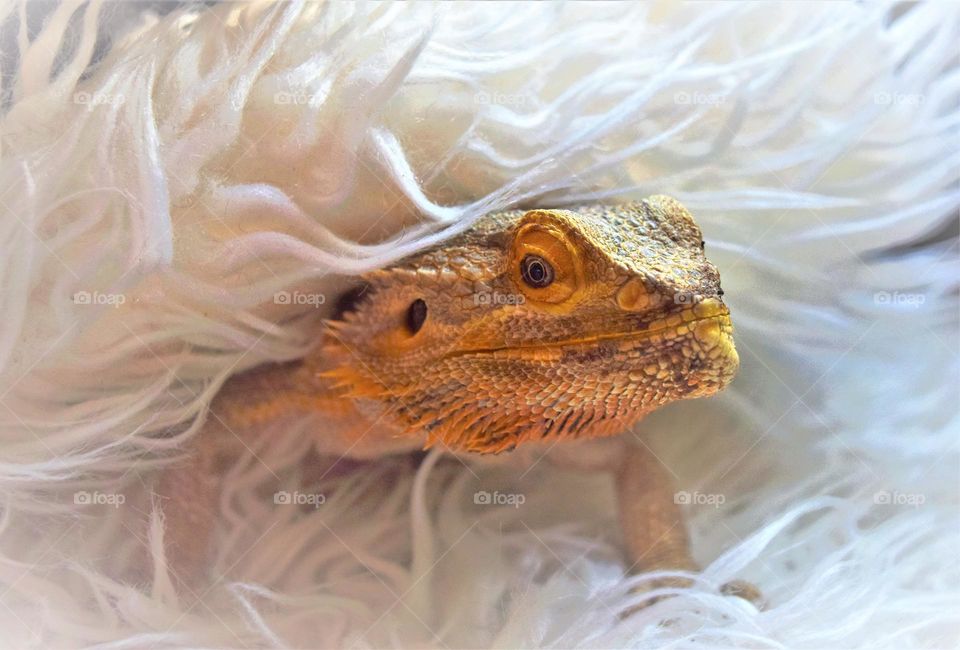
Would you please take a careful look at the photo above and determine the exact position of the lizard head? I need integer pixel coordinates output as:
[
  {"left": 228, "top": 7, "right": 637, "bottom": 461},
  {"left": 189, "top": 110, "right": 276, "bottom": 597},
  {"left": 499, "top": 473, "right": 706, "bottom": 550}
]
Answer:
[{"left": 322, "top": 196, "right": 738, "bottom": 453}]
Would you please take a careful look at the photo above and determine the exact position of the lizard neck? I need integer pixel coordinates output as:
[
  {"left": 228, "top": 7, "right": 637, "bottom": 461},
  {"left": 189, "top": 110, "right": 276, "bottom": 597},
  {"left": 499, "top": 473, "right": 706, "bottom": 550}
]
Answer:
[
  {"left": 209, "top": 355, "right": 420, "bottom": 457},
  {"left": 211, "top": 358, "right": 352, "bottom": 431}
]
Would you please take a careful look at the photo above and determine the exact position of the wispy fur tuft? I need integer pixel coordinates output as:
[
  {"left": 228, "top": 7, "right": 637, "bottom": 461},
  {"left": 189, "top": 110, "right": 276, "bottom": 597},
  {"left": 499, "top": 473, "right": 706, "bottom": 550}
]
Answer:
[{"left": 0, "top": 2, "right": 957, "bottom": 648}]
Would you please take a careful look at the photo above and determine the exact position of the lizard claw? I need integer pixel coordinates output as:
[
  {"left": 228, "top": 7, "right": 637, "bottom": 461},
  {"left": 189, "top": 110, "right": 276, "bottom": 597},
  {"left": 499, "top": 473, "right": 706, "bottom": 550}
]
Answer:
[
  {"left": 622, "top": 578, "right": 766, "bottom": 618},
  {"left": 719, "top": 579, "right": 766, "bottom": 609}
]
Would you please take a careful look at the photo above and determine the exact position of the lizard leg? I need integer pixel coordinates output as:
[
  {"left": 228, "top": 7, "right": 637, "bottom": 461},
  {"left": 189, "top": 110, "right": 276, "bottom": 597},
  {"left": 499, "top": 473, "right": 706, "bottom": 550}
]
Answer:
[
  {"left": 617, "top": 442, "right": 697, "bottom": 575},
  {"left": 155, "top": 424, "right": 224, "bottom": 592},
  {"left": 616, "top": 441, "right": 765, "bottom": 608},
  {"left": 537, "top": 438, "right": 694, "bottom": 576},
  {"left": 615, "top": 441, "right": 699, "bottom": 608},
  {"left": 545, "top": 438, "right": 763, "bottom": 608}
]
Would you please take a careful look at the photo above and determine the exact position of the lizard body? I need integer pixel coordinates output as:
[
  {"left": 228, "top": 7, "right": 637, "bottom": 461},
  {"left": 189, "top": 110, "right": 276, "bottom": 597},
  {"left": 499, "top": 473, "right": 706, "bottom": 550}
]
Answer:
[{"left": 160, "top": 196, "right": 760, "bottom": 608}]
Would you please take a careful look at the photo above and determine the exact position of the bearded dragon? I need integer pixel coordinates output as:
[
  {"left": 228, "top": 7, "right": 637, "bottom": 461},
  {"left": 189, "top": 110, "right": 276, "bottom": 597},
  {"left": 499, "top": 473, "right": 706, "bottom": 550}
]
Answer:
[{"left": 160, "top": 196, "right": 762, "bottom": 607}]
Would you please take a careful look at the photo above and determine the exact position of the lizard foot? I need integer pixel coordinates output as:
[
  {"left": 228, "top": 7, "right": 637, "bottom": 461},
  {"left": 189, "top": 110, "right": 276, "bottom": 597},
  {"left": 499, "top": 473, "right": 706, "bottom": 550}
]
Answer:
[
  {"left": 622, "top": 577, "right": 693, "bottom": 616},
  {"left": 623, "top": 577, "right": 766, "bottom": 618}
]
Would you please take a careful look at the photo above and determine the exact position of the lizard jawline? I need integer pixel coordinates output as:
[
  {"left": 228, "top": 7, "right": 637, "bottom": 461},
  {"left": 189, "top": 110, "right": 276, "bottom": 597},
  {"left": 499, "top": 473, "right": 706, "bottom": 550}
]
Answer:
[{"left": 445, "top": 312, "right": 732, "bottom": 360}]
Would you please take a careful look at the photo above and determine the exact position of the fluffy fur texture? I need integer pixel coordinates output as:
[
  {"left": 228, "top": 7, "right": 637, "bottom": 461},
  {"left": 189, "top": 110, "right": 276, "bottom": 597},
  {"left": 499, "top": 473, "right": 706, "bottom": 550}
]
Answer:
[{"left": 0, "top": 1, "right": 958, "bottom": 648}]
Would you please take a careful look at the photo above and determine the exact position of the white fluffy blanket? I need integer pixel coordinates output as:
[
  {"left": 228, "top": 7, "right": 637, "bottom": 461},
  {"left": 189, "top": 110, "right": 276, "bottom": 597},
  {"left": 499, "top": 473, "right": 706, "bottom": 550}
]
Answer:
[{"left": 0, "top": 2, "right": 958, "bottom": 648}]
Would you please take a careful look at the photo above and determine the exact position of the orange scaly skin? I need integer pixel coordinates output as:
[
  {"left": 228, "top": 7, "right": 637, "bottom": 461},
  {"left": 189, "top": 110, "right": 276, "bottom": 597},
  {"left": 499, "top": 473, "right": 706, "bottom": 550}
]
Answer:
[{"left": 159, "top": 196, "right": 762, "bottom": 608}]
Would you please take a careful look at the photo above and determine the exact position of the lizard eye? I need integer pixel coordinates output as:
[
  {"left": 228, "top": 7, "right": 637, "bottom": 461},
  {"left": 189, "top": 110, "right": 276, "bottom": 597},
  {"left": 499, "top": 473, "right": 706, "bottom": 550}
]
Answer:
[
  {"left": 406, "top": 298, "right": 427, "bottom": 334},
  {"left": 511, "top": 213, "right": 580, "bottom": 304},
  {"left": 520, "top": 255, "right": 554, "bottom": 288}
]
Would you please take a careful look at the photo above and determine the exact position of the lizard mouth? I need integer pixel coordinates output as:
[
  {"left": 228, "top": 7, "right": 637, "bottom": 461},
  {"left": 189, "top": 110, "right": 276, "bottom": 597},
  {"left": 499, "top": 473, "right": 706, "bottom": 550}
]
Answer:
[{"left": 448, "top": 305, "right": 733, "bottom": 361}]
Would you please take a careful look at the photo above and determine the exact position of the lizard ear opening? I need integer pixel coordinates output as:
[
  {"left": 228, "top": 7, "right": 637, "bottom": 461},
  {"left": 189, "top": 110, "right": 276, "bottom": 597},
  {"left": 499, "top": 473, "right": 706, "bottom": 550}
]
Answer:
[{"left": 405, "top": 298, "right": 427, "bottom": 334}]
